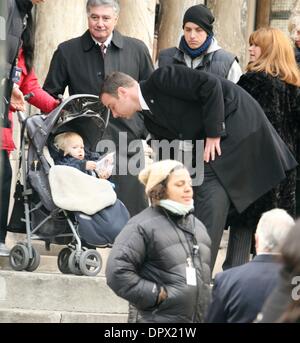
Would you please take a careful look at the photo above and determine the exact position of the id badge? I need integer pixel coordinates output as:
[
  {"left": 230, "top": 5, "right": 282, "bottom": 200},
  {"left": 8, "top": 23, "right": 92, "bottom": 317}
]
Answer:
[
  {"left": 186, "top": 257, "right": 197, "bottom": 286},
  {"left": 12, "top": 66, "right": 22, "bottom": 83}
]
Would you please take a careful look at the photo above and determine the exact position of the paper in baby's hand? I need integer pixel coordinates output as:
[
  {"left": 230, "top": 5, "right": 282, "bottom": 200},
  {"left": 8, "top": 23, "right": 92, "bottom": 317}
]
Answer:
[{"left": 95, "top": 152, "right": 115, "bottom": 178}]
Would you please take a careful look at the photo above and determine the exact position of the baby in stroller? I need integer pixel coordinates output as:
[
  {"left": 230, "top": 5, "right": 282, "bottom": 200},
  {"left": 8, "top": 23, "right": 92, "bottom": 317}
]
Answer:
[
  {"left": 53, "top": 131, "right": 114, "bottom": 180},
  {"left": 8, "top": 94, "right": 129, "bottom": 276}
]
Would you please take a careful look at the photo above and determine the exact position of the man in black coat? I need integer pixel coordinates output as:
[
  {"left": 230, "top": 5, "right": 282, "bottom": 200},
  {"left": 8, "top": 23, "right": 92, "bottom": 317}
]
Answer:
[
  {"left": 100, "top": 64, "right": 298, "bottom": 270},
  {"left": 43, "top": 0, "right": 154, "bottom": 217},
  {"left": 205, "top": 209, "right": 294, "bottom": 323}
]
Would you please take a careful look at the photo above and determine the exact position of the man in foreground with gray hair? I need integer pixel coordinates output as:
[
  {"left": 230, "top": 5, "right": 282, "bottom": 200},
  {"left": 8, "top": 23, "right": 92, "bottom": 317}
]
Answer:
[{"left": 205, "top": 208, "right": 295, "bottom": 323}]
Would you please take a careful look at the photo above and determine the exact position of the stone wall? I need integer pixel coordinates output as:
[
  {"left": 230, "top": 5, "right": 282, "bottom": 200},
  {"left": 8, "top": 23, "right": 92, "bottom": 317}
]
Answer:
[
  {"left": 117, "top": 0, "right": 157, "bottom": 57},
  {"left": 34, "top": 0, "right": 87, "bottom": 97},
  {"left": 207, "top": 0, "right": 256, "bottom": 69}
]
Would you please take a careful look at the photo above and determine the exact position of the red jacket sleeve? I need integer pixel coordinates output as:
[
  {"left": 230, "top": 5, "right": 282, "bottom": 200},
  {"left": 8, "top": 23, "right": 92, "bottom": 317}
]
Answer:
[{"left": 19, "top": 68, "right": 59, "bottom": 113}]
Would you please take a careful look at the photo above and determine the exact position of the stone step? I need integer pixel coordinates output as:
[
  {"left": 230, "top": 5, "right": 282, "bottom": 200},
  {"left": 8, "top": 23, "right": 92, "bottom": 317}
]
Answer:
[
  {"left": 0, "top": 255, "right": 60, "bottom": 273},
  {"left": 0, "top": 308, "right": 127, "bottom": 323},
  {"left": 0, "top": 270, "right": 128, "bottom": 316}
]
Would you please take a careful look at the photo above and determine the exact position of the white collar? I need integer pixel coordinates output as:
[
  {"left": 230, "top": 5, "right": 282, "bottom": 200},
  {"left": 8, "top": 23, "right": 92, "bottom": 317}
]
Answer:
[
  {"left": 257, "top": 252, "right": 281, "bottom": 256},
  {"left": 92, "top": 32, "right": 113, "bottom": 47},
  {"left": 138, "top": 84, "right": 150, "bottom": 110}
]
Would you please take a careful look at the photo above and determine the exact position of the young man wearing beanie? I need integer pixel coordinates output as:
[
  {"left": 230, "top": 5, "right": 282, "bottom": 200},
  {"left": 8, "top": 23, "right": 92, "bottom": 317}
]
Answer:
[{"left": 158, "top": 4, "right": 242, "bottom": 82}]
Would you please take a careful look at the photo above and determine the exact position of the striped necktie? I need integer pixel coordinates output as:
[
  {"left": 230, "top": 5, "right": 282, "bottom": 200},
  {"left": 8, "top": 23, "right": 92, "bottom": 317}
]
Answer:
[{"left": 100, "top": 43, "right": 106, "bottom": 58}]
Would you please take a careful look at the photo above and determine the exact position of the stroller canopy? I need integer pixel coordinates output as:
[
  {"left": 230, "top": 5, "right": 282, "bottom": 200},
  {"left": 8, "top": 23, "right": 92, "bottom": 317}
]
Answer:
[{"left": 26, "top": 94, "right": 110, "bottom": 153}]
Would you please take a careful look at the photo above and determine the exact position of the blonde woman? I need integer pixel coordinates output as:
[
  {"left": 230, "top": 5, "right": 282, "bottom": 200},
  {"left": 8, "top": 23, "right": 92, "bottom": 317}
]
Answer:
[{"left": 224, "top": 27, "right": 300, "bottom": 270}]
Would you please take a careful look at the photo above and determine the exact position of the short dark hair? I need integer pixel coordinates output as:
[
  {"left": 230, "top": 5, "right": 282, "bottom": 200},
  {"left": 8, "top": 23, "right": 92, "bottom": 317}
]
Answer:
[
  {"left": 100, "top": 71, "right": 135, "bottom": 98},
  {"left": 148, "top": 181, "right": 168, "bottom": 206}
]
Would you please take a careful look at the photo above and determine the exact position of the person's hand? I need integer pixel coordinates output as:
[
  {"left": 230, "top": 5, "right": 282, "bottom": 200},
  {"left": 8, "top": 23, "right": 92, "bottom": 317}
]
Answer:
[
  {"left": 10, "top": 86, "right": 25, "bottom": 112},
  {"left": 86, "top": 161, "right": 97, "bottom": 170},
  {"left": 97, "top": 170, "right": 110, "bottom": 179},
  {"left": 31, "top": 0, "right": 45, "bottom": 4},
  {"left": 156, "top": 286, "right": 168, "bottom": 305},
  {"left": 204, "top": 137, "right": 221, "bottom": 163}
]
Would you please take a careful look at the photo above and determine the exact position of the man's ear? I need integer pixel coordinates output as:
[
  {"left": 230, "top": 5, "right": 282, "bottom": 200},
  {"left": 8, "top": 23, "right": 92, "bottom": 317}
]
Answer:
[{"left": 118, "top": 87, "right": 128, "bottom": 98}]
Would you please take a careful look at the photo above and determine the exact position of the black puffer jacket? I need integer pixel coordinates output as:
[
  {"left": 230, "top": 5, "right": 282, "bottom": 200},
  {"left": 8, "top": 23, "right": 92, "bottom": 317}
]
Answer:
[{"left": 106, "top": 206, "right": 211, "bottom": 323}]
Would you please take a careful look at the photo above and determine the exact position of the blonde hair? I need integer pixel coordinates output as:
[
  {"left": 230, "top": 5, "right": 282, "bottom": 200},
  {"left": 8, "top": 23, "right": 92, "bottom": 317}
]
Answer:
[
  {"left": 54, "top": 132, "right": 83, "bottom": 153},
  {"left": 247, "top": 27, "right": 300, "bottom": 87}
]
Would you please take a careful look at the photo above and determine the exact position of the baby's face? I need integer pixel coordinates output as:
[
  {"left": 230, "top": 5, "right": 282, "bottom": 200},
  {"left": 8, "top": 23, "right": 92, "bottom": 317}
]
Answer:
[{"left": 65, "top": 137, "right": 85, "bottom": 160}]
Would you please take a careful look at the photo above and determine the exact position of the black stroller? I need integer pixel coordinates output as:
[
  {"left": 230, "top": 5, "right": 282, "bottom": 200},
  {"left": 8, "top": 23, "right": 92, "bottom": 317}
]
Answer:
[{"left": 8, "top": 94, "right": 121, "bottom": 276}]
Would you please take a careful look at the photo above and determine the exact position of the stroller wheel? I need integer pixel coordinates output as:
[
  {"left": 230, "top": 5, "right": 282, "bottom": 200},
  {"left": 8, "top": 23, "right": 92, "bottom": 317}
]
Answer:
[
  {"left": 79, "top": 249, "right": 102, "bottom": 277},
  {"left": 9, "top": 244, "right": 30, "bottom": 271},
  {"left": 25, "top": 246, "right": 40, "bottom": 272},
  {"left": 57, "top": 248, "right": 72, "bottom": 274},
  {"left": 68, "top": 250, "right": 83, "bottom": 276}
]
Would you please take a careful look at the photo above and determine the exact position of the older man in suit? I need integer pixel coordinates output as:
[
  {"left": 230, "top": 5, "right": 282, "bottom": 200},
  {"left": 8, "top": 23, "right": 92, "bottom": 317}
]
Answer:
[
  {"left": 205, "top": 209, "right": 295, "bottom": 323},
  {"left": 99, "top": 64, "right": 298, "bottom": 271}
]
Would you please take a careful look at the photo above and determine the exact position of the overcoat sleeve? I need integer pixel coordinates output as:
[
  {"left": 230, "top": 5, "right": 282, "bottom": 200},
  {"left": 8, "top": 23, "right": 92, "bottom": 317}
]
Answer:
[
  {"left": 43, "top": 46, "right": 69, "bottom": 97},
  {"left": 137, "top": 42, "right": 154, "bottom": 81},
  {"left": 150, "top": 65, "right": 225, "bottom": 138}
]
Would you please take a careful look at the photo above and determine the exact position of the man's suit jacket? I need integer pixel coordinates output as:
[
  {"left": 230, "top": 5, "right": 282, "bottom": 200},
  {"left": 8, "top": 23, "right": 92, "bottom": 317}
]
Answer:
[
  {"left": 139, "top": 65, "right": 297, "bottom": 213},
  {"left": 205, "top": 255, "right": 281, "bottom": 323}
]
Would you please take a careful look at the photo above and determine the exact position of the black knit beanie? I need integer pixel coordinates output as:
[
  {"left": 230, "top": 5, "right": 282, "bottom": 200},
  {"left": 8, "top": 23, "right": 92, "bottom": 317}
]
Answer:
[{"left": 182, "top": 4, "right": 214, "bottom": 36}]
